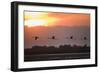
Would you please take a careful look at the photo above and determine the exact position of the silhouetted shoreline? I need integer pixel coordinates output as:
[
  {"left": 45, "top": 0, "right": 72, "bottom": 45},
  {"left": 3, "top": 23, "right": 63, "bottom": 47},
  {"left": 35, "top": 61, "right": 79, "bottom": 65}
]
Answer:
[{"left": 24, "top": 44, "right": 90, "bottom": 61}]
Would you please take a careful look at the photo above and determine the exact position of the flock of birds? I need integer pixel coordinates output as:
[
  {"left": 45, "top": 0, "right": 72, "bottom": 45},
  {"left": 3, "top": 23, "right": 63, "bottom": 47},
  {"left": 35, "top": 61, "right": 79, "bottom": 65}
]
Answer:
[{"left": 32, "top": 36, "right": 87, "bottom": 41}]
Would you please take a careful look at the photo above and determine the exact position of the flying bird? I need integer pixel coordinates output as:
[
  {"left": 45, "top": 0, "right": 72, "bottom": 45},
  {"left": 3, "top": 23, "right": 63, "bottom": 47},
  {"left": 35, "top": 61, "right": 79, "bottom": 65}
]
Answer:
[
  {"left": 48, "top": 36, "right": 56, "bottom": 40},
  {"left": 83, "top": 37, "right": 87, "bottom": 40},
  {"left": 32, "top": 36, "right": 39, "bottom": 40},
  {"left": 70, "top": 36, "right": 73, "bottom": 39}
]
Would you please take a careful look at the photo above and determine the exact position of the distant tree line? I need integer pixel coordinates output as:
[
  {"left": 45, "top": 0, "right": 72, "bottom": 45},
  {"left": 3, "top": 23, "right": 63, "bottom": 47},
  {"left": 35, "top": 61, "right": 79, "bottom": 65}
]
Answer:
[{"left": 24, "top": 44, "right": 90, "bottom": 55}]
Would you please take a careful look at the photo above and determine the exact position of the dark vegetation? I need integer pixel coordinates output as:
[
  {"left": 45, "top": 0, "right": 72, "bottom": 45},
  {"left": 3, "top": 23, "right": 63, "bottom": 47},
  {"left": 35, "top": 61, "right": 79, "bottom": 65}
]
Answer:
[{"left": 24, "top": 44, "right": 90, "bottom": 55}]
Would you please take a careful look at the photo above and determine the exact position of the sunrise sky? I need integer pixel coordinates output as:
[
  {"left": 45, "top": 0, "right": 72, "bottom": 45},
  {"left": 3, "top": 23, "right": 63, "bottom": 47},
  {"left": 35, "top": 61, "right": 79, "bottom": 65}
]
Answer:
[
  {"left": 24, "top": 11, "right": 90, "bottom": 48},
  {"left": 24, "top": 11, "right": 90, "bottom": 27}
]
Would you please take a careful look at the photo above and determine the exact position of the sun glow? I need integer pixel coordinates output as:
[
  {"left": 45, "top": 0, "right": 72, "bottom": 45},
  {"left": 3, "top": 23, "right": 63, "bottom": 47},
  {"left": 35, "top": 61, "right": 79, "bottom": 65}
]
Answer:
[
  {"left": 24, "top": 12, "right": 90, "bottom": 27},
  {"left": 24, "top": 12, "right": 59, "bottom": 27},
  {"left": 24, "top": 12, "right": 58, "bottom": 27},
  {"left": 25, "top": 18, "right": 59, "bottom": 27},
  {"left": 25, "top": 19, "right": 47, "bottom": 27}
]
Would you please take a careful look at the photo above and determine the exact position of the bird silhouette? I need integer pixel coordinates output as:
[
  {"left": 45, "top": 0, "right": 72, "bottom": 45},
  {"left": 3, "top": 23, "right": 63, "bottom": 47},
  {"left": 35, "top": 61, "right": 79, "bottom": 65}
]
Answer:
[
  {"left": 83, "top": 37, "right": 87, "bottom": 40},
  {"left": 48, "top": 36, "right": 56, "bottom": 40},
  {"left": 32, "top": 36, "right": 39, "bottom": 40},
  {"left": 70, "top": 36, "right": 73, "bottom": 39},
  {"left": 52, "top": 36, "right": 55, "bottom": 40}
]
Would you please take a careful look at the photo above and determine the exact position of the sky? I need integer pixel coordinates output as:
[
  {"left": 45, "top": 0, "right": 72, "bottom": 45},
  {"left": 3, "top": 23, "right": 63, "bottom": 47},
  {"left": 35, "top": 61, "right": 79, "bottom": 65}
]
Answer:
[
  {"left": 24, "top": 11, "right": 90, "bottom": 27},
  {"left": 24, "top": 11, "right": 90, "bottom": 48}
]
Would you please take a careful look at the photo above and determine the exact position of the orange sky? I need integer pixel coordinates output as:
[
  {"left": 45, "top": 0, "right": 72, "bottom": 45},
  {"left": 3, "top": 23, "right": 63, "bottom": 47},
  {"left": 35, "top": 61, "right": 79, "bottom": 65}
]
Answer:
[{"left": 24, "top": 12, "right": 90, "bottom": 27}]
